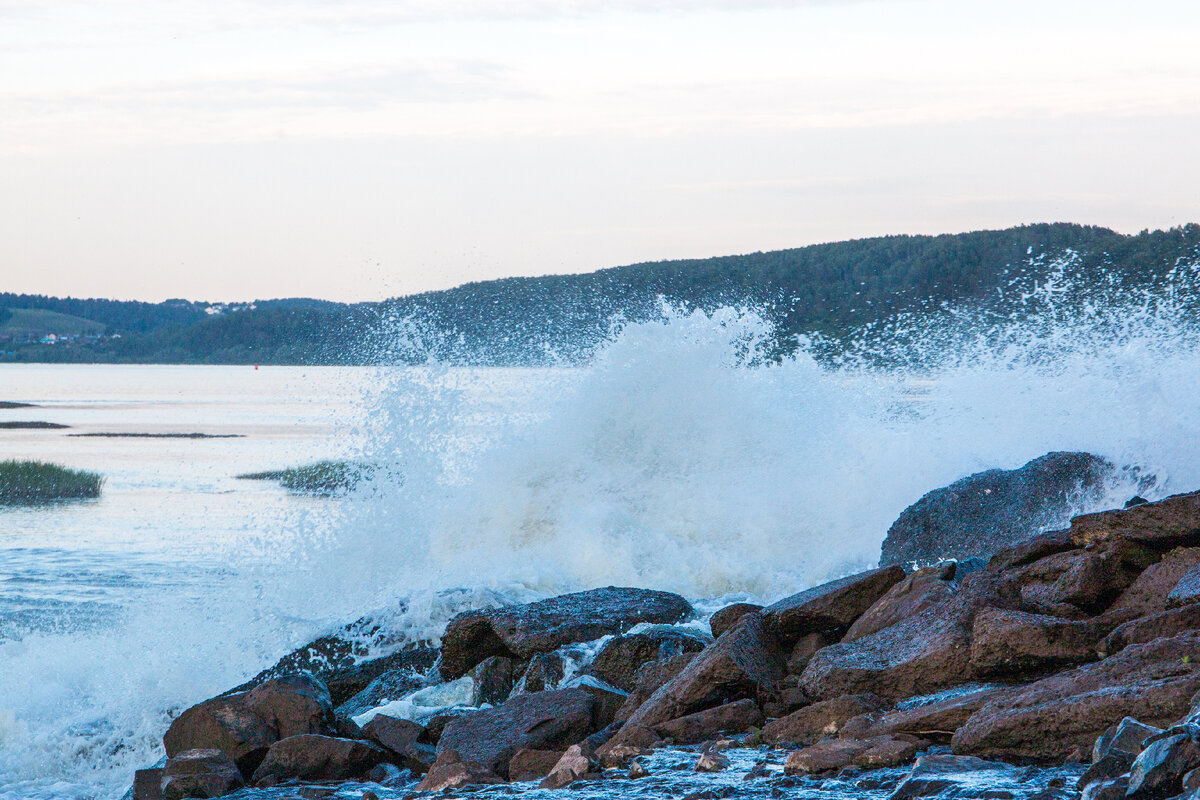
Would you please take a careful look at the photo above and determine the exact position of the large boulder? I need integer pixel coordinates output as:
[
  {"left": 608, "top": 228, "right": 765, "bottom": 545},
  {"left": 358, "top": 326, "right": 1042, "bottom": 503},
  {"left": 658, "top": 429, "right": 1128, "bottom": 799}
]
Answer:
[
  {"left": 952, "top": 631, "right": 1200, "bottom": 760},
  {"left": 607, "top": 612, "right": 783, "bottom": 742},
  {"left": 1102, "top": 604, "right": 1200, "bottom": 655},
  {"left": 334, "top": 668, "right": 427, "bottom": 718},
  {"left": 250, "top": 734, "right": 388, "bottom": 784},
  {"left": 585, "top": 628, "right": 708, "bottom": 692},
  {"left": 612, "top": 653, "right": 696, "bottom": 724},
  {"left": 1068, "top": 490, "right": 1200, "bottom": 549},
  {"left": 880, "top": 451, "right": 1113, "bottom": 566},
  {"left": 435, "top": 688, "right": 596, "bottom": 778},
  {"left": 969, "top": 607, "right": 1107, "bottom": 677},
  {"left": 708, "top": 603, "right": 763, "bottom": 640},
  {"left": 362, "top": 714, "right": 436, "bottom": 774},
  {"left": 1109, "top": 547, "right": 1200, "bottom": 617},
  {"left": 439, "top": 587, "right": 694, "bottom": 679},
  {"left": 162, "top": 675, "right": 333, "bottom": 777},
  {"left": 1007, "top": 539, "right": 1154, "bottom": 619},
  {"left": 843, "top": 564, "right": 956, "bottom": 643},
  {"left": 853, "top": 685, "right": 1011, "bottom": 742},
  {"left": 763, "top": 566, "right": 906, "bottom": 646},
  {"left": 161, "top": 749, "right": 243, "bottom": 800},
  {"left": 651, "top": 698, "right": 763, "bottom": 744}
]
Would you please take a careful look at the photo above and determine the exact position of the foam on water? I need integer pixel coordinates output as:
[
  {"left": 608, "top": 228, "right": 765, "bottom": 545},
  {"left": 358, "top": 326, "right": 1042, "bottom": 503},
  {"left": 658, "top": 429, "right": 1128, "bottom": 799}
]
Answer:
[{"left": 5, "top": 258, "right": 1200, "bottom": 797}]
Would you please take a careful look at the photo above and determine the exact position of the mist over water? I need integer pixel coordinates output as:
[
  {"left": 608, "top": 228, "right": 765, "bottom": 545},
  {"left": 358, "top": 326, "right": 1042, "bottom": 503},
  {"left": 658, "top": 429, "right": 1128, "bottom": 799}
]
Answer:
[{"left": 5, "top": 258, "right": 1200, "bottom": 797}]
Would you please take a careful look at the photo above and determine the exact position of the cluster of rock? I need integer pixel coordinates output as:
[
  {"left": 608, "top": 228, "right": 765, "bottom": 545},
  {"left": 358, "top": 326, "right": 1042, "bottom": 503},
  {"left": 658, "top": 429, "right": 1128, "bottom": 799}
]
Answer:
[{"left": 132, "top": 488, "right": 1200, "bottom": 800}]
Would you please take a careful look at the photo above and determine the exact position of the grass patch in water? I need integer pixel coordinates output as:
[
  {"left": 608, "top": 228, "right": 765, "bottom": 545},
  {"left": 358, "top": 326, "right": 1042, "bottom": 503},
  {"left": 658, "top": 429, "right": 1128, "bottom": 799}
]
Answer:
[
  {"left": 0, "top": 460, "right": 104, "bottom": 504},
  {"left": 237, "top": 460, "right": 374, "bottom": 495},
  {"left": 0, "top": 421, "right": 69, "bottom": 429},
  {"left": 0, "top": 402, "right": 36, "bottom": 409}
]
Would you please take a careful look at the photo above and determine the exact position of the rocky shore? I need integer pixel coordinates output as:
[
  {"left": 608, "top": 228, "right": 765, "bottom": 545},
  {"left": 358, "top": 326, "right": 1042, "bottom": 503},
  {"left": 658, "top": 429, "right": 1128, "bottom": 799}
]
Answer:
[{"left": 128, "top": 476, "right": 1200, "bottom": 800}]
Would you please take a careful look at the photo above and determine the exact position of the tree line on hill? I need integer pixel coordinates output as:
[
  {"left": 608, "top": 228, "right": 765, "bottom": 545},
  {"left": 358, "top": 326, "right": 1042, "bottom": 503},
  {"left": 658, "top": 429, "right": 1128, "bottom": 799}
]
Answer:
[{"left": 2, "top": 223, "right": 1198, "bottom": 366}]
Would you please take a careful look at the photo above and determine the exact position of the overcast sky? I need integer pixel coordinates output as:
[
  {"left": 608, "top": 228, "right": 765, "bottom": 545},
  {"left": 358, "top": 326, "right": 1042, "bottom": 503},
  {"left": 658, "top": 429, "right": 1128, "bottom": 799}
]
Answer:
[{"left": 3, "top": 0, "right": 1199, "bottom": 302}]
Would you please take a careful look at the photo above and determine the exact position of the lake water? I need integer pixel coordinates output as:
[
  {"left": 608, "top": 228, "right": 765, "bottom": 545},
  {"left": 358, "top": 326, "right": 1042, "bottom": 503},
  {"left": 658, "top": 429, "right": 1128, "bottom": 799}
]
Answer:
[{"left": 2, "top": 304, "right": 1200, "bottom": 798}]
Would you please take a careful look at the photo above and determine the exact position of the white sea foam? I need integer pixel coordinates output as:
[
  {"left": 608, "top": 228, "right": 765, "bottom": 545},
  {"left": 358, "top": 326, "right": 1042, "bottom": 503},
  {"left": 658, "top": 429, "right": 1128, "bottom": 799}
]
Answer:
[{"left": 5, "top": 261, "right": 1200, "bottom": 797}]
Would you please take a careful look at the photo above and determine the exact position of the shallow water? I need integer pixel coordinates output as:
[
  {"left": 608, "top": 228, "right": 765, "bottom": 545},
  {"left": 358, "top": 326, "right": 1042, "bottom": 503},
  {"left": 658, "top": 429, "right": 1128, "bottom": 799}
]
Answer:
[{"left": 4, "top": 284, "right": 1200, "bottom": 797}]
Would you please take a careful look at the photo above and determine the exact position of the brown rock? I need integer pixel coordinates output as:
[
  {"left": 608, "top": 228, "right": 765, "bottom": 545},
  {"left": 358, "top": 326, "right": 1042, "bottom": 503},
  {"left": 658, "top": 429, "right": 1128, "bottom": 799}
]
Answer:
[
  {"left": 514, "top": 652, "right": 564, "bottom": 694},
  {"left": 1169, "top": 564, "right": 1200, "bottom": 607},
  {"left": 1012, "top": 541, "right": 1154, "bottom": 618},
  {"left": 539, "top": 743, "right": 596, "bottom": 789},
  {"left": 763, "top": 694, "right": 887, "bottom": 745},
  {"left": 783, "top": 738, "right": 872, "bottom": 774},
  {"left": 1111, "top": 547, "right": 1200, "bottom": 616},
  {"left": 854, "top": 735, "right": 921, "bottom": 768},
  {"left": 362, "top": 715, "right": 435, "bottom": 774},
  {"left": 415, "top": 750, "right": 503, "bottom": 791},
  {"left": 652, "top": 699, "right": 763, "bottom": 744},
  {"left": 509, "top": 749, "right": 564, "bottom": 782},
  {"left": 586, "top": 629, "right": 707, "bottom": 692},
  {"left": 990, "top": 529, "right": 1078, "bottom": 571},
  {"left": 613, "top": 653, "right": 696, "bottom": 723},
  {"left": 563, "top": 676, "right": 628, "bottom": 728},
  {"left": 439, "top": 586, "right": 694, "bottom": 679},
  {"left": 843, "top": 567, "right": 956, "bottom": 643},
  {"left": 764, "top": 566, "right": 906, "bottom": 646},
  {"left": 1069, "top": 490, "right": 1200, "bottom": 549},
  {"left": 786, "top": 632, "right": 831, "bottom": 675},
  {"left": 694, "top": 750, "right": 730, "bottom": 772},
  {"left": 969, "top": 607, "right": 1107, "bottom": 676},
  {"left": 951, "top": 631, "right": 1200, "bottom": 760},
  {"left": 857, "top": 686, "right": 1010, "bottom": 742},
  {"left": 1102, "top": 604, "right": 1200, "bottom": 655},
  {"left": 609, "top": 612, "right": 783, "bottom": 738},
  {"left": 250, "top": 734, "right": 387, "bottom": 784},
  {"left": 435, "top": 688, "right": 595, "bottom": 777},
  {"left": 468, "top": 655, "right": 516, "bottom": 706},
  {"left": 162, "top": 675, "right": 333, "bottom": 777},
  {"left": 132, "top": 767, "right": 163, "bottom": 800},
  {"left": 161, "top": 749, "right": 244, "bottom": 800},
  {"left": 709, "top": 603, "right": 763, "bottom": 640}
]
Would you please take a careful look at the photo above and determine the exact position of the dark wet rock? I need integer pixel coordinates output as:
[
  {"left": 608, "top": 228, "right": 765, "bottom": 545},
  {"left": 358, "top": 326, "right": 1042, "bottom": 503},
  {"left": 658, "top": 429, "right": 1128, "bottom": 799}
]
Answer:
[
  {"left": 1093, "top": 717, "right": 1162, "bottom": 762},
  {"left": 784, "top": 738, "right": 873, "bottom": 774},
  {"left": 587, "top": 628, "right": 709, "bottom": 692},
  {"left": 764, "top": 566, "right": 906, "bottom": 646},
  {"left": 880, "top": 452, "right": 1113, "bottom": 567},
  {"left": 608, "top": 612, "right": 784, "bottom": 743},
  {"left": 1183, "top": 765, "right": 1200, "bottom": 792},
  {"left": 990, "top": 530, "right": 1080, "bottom": 572},
  {"left": 614, "top": 652, "right": 698, "bottom": 723},
  {"left": 785, "top": 631, "right": 832, "bottom": 676},
  {"left": 1080, "top": 776, "right": 1129, "bottom": 800},
  {"left": 132, "top": 767, "right": 163, "bottom": 800},
  {"left": 509, "top": 748, "right": 564, "bottom": 782},
  {"left": 435, "top": 688, "right": 596, "bottom": 778},
  {"left": 1076, "top": 751, "right": 1135, "bottom": 792},
  {"left": 250, "top": 734, "right": 387, "bottom": 784},
  {"left": 514, "top": 651, "right": 565, "bottom": 693},
  {"left": 362, "top": 714, "right": 435, "bottom": 774},
  {"left": 469, "top": 655, "right": 517, "bottom": 706},
  {"left": 652, "top": 699, "right": 763, "bottom": 744},
  {"left": 1126, "top": 732, "right": 1200, "bottom": 797},
  {"left": 240, "top": 616, "right": 436, "bottom": 707},
  {"left": 1068, "top": 490, "right": 1200, "bottom": 550},
  {"left": 844, "top": 566, "right": 957, "bottom": 643},
  {"left": 161, "top": 749, "right": 244, "bottom": 800},
  {"left": 439, "top": 586, "right": 694, "bottom": 679},
  {"left": 763, "top": 694, "right": 888, "bottom": 745},
  {"left": 415, "top": 750, "right": 504, "bottom": 791},
  {"left": 1110, "top": 547, "right": 1200, "bottom": 617},
  {"left": 163, "top": 675, "right": 334, "bottom": 777},
  {"left": 563, "top": 676, "right": 628, "bottom": 728},
  {"left": 709, "top": 604, "right": 763, "bottom": 640},
  {"left": 1102, "top": 604, "right": 1200, "bottom": 655},
  {"left": 1169, "top": 564, "right": 1200, "bottom": 608},
  {"left": 423, "top": 709, "right": 473, "bottom": 744},
  {"left": 952, "top": 631, "right": 1200, "bottom": 760},
  {"left": 857, "top": 686, "right": 1010, "bottom": 742},
  {"left": 333, "top": 668, "right": 426, "bottom": 718},
  {"left": 969, "top": 607, "right": 1107, "bottom": 676},
  {"left": 694, "top": 750, "right": 731, "bottom": 772},
  {"left": 890, "top": 753, "right": 1022, "bottom": 800}
]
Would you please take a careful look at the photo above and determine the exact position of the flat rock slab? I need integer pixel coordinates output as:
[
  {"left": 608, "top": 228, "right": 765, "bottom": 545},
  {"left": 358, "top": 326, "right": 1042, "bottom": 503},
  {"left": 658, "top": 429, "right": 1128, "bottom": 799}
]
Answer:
[
  {"left": 436, "top": 688, "right": 596, "bottom": 778},
  {"left": 843, "top": 566, "right": 956, "bottom": 643},
  {"left": 952, "top": 631, "right": 1200, "bottom": 760},
  {"left": 890, "top": 753, "right": 1023, "bottom": 800},
  {"left": 1069, "top": 490, "right": 1200, "bottom": 549},
  {"left": 440, "top": 586, "right": 694, "bottom": 679},
  {"left": 651, "top": 698, "right": 763, "bottom": 744},
  {"left": 161, "top": 749, "right": 243, "bottom": 800},
  {"left": 763, "top": 694, "right": 887, "bottom": 745},
  {"left": 764, "top": 566, "right": 905, "bottom": 645},
  {"left": 1103, "top": 604, "right": 1200, "bottom": 655},
  {"left": 969, "top": 606, "right": 1105, "bottom": 677},
  {"left": 1110, "top": 547, "right": 1200, "bottom": 617},
  {"left": 860, "top": 685, "right": 1010, "bottom": 742}
]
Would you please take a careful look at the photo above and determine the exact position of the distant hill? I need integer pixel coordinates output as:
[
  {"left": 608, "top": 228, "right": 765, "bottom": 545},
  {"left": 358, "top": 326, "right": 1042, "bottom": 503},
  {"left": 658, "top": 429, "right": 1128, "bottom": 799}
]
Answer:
[{"left": 3, "top": 222, "right": 1198, "bottom": 365}]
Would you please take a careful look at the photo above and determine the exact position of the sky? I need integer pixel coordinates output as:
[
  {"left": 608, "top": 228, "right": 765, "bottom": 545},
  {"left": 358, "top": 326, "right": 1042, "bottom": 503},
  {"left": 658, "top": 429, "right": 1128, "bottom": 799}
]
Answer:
[{"left": 2, "top": 0, "right": 1199, "bottom": 303}]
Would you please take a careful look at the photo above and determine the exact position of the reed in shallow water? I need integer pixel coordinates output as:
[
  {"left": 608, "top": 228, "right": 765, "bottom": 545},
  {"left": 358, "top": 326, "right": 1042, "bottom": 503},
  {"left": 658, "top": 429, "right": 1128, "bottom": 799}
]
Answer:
[{"left": 0, "top": 459, "right": 104, "bottom": 503}]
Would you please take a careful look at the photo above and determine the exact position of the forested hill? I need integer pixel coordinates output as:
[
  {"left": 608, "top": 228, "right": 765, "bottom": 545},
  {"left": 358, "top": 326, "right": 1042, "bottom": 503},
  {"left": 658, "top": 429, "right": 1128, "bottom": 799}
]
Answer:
[{"left": 4, "top": 223, "right": 1198, "bottom": 365}]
